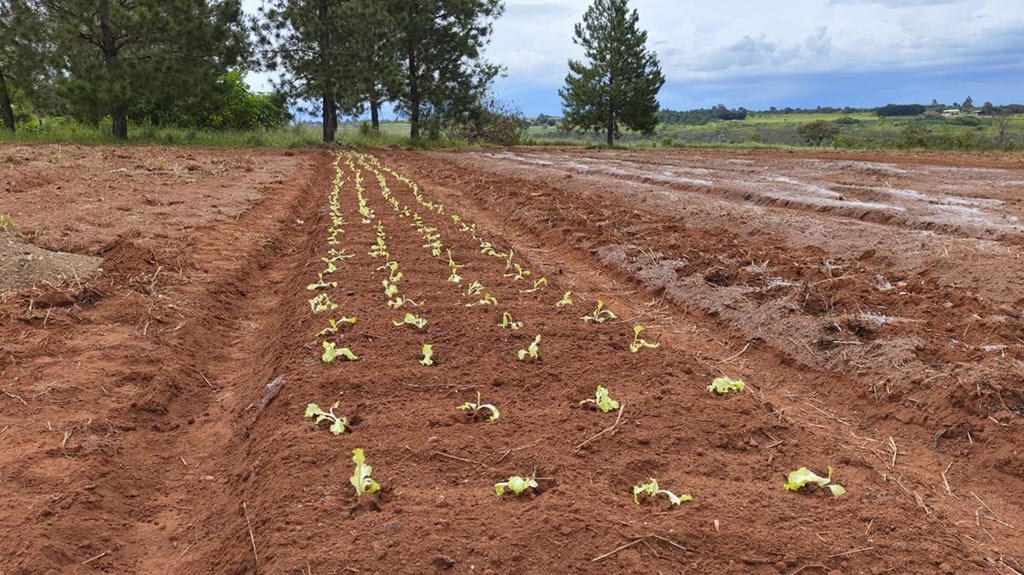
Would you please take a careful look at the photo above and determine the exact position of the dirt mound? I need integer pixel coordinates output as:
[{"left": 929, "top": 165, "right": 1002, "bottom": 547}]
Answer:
[{"left": 0, "top": 238, "right": 101, "bottom": 293}]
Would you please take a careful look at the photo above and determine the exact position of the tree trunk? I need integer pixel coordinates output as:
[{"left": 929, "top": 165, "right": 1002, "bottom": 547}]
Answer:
[
  {"left": 98, "top": 0, "right": 127, "bottom": 139},
  {"left": 0, "top": 68, "right": 15, "bottom": 133},
  {"left": 322, "top": 96, "right": 337, "bottom": 142},
  {"left": 370, "top": 99, "right": 380, "bottom": 132},
  {"left": 111, "top": 102, "right": 128, "bottom": 139},
  {"left": 408, "top": 46, "right": 420, "bottom": 140},
  {"left": 318, "top": 0, "right": 336, "bottom": 143}
]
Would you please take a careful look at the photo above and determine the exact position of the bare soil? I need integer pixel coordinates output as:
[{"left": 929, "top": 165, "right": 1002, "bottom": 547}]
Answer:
[{"left": 2, "top": 143, "right": 1023, "bottom": 575}]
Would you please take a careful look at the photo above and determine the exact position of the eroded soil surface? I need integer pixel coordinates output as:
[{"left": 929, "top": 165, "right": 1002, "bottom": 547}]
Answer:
[{"left": 2, "top": 144, "right": 1023, "bottom": 575}]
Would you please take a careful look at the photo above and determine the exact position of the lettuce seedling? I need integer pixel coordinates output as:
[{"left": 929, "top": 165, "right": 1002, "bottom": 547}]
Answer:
[
  {"left": 387, "top": 295, "right": 419, "bottom": 309},
  {"left": 317, "top": 317, "right": 357, "bottom": 337},
  {"left": 500, "top": 312, "right": 523, "bottom": 330},
  {"left": 420, "top": 344, "right": 434, "bottom": 366},
  {"left": 350, "top": 449, "right": 380, "bottom": 497},
  {"left": 322, "top": 341, "right": 359, "bottom": 363},
  {"left": 307, "top": 274, "right": 339, "bottom": 291},
  {"left": 495, "top": 475, "right": 537, "bottom": 496},
  {"left": 467, "top": 281, "right": 485, "bottom": 296},
  {"left": 466, "top": 294, "right": 497, "bottom": 307},
  {"left": 629, "top": 325, "right": 660, "bottom": 353},
  {"left": 393, "top": 313, "right": 428, "bottom": 329},
  {"left": 708, "top": 376, "right": 745, "bottom": 395},
  {"left": 309, "top": 293, "right": 339, "bottom": 313},
  {"left": 580, "top": 385, "right": 620, "bottom": 413},
  {"left": 457, "top": 391, "right": 499, "bottom": 422},
  {"left": 504, "top": 263, "right": 531, "bottom": 281},
  {"left": 556, "top": 291, "right": 573, "bottom": 307},
  {"left": 304, "top": 401, "right": 349, "bottom": 435},
  {"left": 784, "top": 467, "right": 846, "bottom": 498},
  {"left": 633, "top": 478, "right": 692, "bottom": 505},
  {"left": 582, "top": 300, "right": 617, "bottom": 323},
  {"left": 521, "top": 277, "right": 548, "bottom": 294},
  {"left": 518, "top": 334, "right": 542, "bottom": 361},
  {"left": 382, "top": 281, "right": 399, "bottom": 298}
]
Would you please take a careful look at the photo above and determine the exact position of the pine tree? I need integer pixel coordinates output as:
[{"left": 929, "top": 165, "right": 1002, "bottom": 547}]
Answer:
[
  {"left": 39, "top": 0, "right": 245, "bottom": 139},
  {"left": 390, "top": 0, "right": 503, "bottom": 140},
  {"left": 559, "top": 0, "right": 664, "bottom": 146},
  {"left": 0, "top": 0, "right": 50, "bottom": 132}
]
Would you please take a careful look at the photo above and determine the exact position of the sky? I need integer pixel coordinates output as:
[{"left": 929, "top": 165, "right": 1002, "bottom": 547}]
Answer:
[{"left": 243, "top": 0, "right": 1024, "bottom": 118}]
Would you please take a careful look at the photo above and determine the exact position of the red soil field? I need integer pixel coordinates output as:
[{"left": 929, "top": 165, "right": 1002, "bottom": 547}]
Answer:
[{"left": 2, "top": 143, "right": 1023, "bottom": 574}]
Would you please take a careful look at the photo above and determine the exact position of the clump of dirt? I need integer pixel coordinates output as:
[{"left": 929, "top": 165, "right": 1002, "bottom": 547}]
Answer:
[{"left": 0, "top": 238, "right": 101, "bottom": 293}]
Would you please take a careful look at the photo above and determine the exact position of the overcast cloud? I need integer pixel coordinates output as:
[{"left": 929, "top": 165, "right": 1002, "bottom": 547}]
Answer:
[{"left": 244, "top": 0, "right": 1024, "bottom": 116}]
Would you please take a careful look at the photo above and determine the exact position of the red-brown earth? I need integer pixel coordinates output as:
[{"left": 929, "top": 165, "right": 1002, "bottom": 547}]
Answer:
[{"left": 1, "top": 143, "right": 1023, "bottom": 574}]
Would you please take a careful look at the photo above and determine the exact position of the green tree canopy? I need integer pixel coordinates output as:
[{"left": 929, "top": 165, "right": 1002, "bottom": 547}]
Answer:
[
  {"left": 390, "top": 0, "right": 504, "bottom": 140},
  {"left": 559, "top": 0, "right": 664, "bottom": 146},
  {"left": 0, "top": 0, "right": 52, "bottom": 131},
  {"left": 796, "top": 120, "right": 841, "bottom": 147},
  {"left": 37, "top": 0, "right": 247, "bottom": 139}
]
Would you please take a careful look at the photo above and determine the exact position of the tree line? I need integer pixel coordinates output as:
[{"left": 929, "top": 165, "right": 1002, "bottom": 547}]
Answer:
[{"left": 0, "top": 0, "right": 504, "bottom": 141}]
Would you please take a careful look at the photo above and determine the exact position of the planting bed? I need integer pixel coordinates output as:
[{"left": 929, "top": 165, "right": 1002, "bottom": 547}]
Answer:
[{"left": 2, "top": 144, "right": 1024, "bottom": 574}]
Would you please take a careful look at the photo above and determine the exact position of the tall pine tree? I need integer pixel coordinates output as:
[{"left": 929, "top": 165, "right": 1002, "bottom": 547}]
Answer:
[
  {"left": 390, "top": 0, "right": 503, "bottom": 140},
  {"left": 559, "top": 0, "right": 664, "bottom": 146},
  {"left": 0, "top": 0, "right": 50, "bottom": 132},
  {"left": 39, "top": 0, "right": 245, "bottom": 139}
]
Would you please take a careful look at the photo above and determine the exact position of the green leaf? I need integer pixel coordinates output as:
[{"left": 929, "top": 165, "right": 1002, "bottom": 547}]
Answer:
[
  {"left": 420, "top": 344, "right": 434, "bottom": 366},
  {"left": 322, "top": 341, "right": 358, "bottom": 363},
  {"left": 305, "top": 401, "right": 347, "bottom": 435},
  {"left": 582, "top": 300, "right": 617, "bottom": 323},
  {"left": 495, "top": 475, "right": 538, "bottom": 496},
  {"left": 707, "top": 376, "right": 745, "bottom": 394},
  {"left": 580, "top": 385, "right": 620, "bottom": 413},
  {"left": 633, "top": 478, "right": 692, "bottom": 505},
  {"left": 784, "top": 466, "right": 845, "bottom": 497},
  {"left": 517, "top": 334, "right": 542, "bottom": 361},
  {"left": 629, "top": 325, "right": 660, "bottom": 353},
  {"left": 556, "top": 291, "right": 573, "bottom": 307},
  {"left": 350, "top": 448, "right": 379, "bottom": 497}
]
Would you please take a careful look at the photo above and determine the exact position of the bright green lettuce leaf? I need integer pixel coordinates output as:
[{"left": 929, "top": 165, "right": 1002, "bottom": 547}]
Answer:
[
  {"left": 350, "top": 448, "right": 380, "bottom": 496},
  {"left": 784, "top": 466, "right": 845, "bottom": 497},
  {"left": 707, "top": 376, "right": 745, "bottom": 394},
  {"left": 494, "top": 475, "right": 538, "bottom": 496},
  {"left": 633, "top": 478, "right": 692, "bottom": 505}
]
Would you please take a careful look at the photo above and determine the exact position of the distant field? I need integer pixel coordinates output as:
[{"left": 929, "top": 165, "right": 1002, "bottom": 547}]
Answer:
[{"left": 529, "top": 111, "right": 1024, "bottom": 151}]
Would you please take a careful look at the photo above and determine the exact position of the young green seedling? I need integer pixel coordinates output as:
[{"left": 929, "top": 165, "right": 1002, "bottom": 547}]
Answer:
[
  {"left": 629, "top": 325, "right": 660, "bottom": 353},
  {"left": 322, "top": 341, "right": 359, "bottom": 363},
  {"left": 304, "top": 401, "right": 349, "bottom": 435},
  {"left": 784, "top": 466, "right": 846, "bottom": 497},
  {"left": 504, "top": 263, "right": 531, "bottom": 281},
  {"left": 457, "top": 391, "right": 499, "bottom": 422},
  {"left": 517, "top": 334, "right": 542, "bottom": 361},
  {"left": 582, "top": 300, "right": 617, "bottom": 323},
  {"left": 520, "top": 277, "right": 547, "bottom": 294},
  {"left": 350, "top": 448, "right": 380, "bottom": 497},
  {"left": 317, "top": 317, "right": 357, "bottom": 337},
  {"left": 499, "top": 312, "right": 523, "bottom": 330},
  {"left": 309, "top": 293, "right": 339, "bottom": 313},
  {"left": 708, "top": 376, "right": 746, "bottom": 395},
  {"left": 387, "top": 295, "right": 419, "bottom": 309},
  {"left": 466, "top": 293, "right": 497, "bottom": 307},
  {"left": 420, "top": 344, "right": 434, "bottom": 366},
  {"left": 633, "top": 478, "right": 692, "bottom": 505},
  {"left": 579, "top": 385, "right": 620, "bottom": 413},
  {"left": 306, "top": 276, "right": 337, "bottom": 292},
  {"left": 393, "top": 313, "right": 428, "bottom": 329},
  {"left": 556, "top": 291, "right": 573, "bottom": 307},
  {"left": 494, "top": 475, "right": 538, "bottom": 497},
  {"left": 467, "top": 281, "right": 485, "bottom": 296}
]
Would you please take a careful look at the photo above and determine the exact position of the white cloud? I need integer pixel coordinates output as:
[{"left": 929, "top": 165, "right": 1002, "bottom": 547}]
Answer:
[{"left": 242, "top": 0, "right": 1024, "bottom": 113}]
